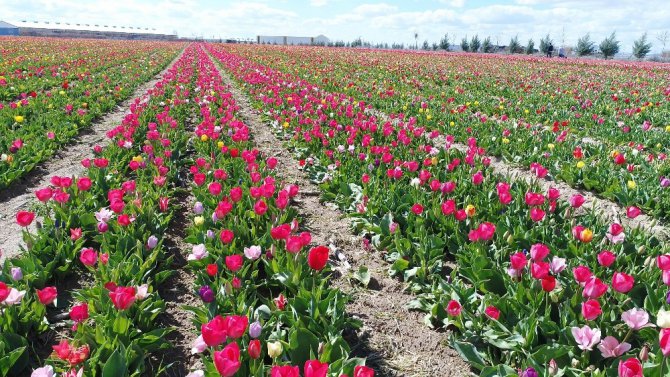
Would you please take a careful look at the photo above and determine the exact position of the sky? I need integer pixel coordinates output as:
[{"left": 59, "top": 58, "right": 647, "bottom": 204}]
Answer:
[{"left": 3, "top": 0, "right": 670, "bottom": 53}]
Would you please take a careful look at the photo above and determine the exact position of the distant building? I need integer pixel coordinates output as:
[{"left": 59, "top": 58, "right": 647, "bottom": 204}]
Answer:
[
  {"left": 0, "top": 20, "right": 177, "bottom": 40},
  {"left": 257, "top": 34, "right": 330, "bottom": 46},
  {"left": 0, "top": 20, "right": 19, "bottom": 36}
]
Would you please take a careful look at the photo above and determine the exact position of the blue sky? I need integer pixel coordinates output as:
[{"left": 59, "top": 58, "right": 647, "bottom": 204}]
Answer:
[{"left": 4, "top": 0, "right": 670, "bottom": 53}]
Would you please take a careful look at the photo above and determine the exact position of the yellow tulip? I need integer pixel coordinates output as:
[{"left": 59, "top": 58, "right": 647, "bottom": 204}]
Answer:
[
  {"left": 666, "top": 125, "right": 670, "bottom": 132},
  {"left": 194, "top": 216, "right": 204, "bottom": 226},
  {"left": 627, "top": 180, "right": 636, "bottom": 190},
  {"left": 524, "top": 109, "right": 529, "bottom": 114},
  {"left": 200, "top": 134, "right": 209, "bottom": 142},
  {"left": 449, "top": 121, "right": 455, "bottom": 127},
  {"left": 13, "top": 115, "right": 24, "bottom": 123},
  {"left": 502, "top": 138, "right": 510, "bottom": 144},
  {"left": 426, "top": 115, "right": 432, "bottom": 120},
  {"left": 132, "top": 156, "right": 143, "bottom": 163},
  {"left": 465, "top": 205, "right": 476, "bottom": 217},
  {"left": 547, "top": 143, "right": 555, "bottom": 150},
  {"left": 282, "top": 121, "right": 290, "bottom": 129},
  {"left": 474, "top": 101, "right": 479, "bottom": 106},
  {"left": 576, "top": 161, "right": 585, "bottom": 169},
  {"left": 580, "top": 228, "right": 593, "bottom": 243},
  {"left": 217, "top": 141, "right": 224, "bottom": 149},
  {"left": 431, "top": 157, "right": 438, "bottom": 165}
]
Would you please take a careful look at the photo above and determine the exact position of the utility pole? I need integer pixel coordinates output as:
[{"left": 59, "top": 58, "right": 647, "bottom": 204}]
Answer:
[{"left": 414, "top": 32, "right": 418, "bottom": 49}]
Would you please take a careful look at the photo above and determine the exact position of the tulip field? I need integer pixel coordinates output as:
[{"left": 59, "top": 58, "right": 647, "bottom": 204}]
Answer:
[{"left": 1, "top": 37, "right": 670, "bottom": 377}]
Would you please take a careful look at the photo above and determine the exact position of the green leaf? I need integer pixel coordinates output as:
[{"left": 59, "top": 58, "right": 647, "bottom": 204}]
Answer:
[
  {"left": 102, "top": 349, "right": 128, "bottom": 377},
  {"left": 453, "top": 341, "right": 487, "bottom": 371},
  {"left": 353, "top": 266, "right": 371, "bottom": 287},
  {"left": 288, "top": 327, "right": 319, "bottom": 368}
]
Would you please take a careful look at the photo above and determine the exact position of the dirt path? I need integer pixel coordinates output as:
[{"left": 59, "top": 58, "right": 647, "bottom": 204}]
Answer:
[
  {"left": 366, "top": 109, "right": 670, "bottom": 242},
  {"left": 213, "top": 58, "right": 471, "bottom": 377},
  {"left": 0, "top": 48, "right": 186, "bottom": 262}
]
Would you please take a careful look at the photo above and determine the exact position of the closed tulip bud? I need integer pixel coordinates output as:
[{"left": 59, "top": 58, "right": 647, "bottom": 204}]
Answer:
[
  {"left": 571, "top": 358, "right": 580, "bottom": 368},
  {"left": 249, "top": 321, "right": 262, "bottom": 338},
  {"left": 639, "top": 344, "right": 650, "bottom": 362},
  {"left": 548, "top": 359, "right": 558, "bottom": 376},
  {"left": 267, "top": 341, "right": 283, "bottom": 358}
]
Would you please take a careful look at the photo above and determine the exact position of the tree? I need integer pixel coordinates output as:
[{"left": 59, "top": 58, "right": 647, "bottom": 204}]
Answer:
[
  {"left": 509, "top": 35, "right": 522, "bottom": 54},
  {"left": 470, "top": 34, "right": 481, "bottom": 52},
  {"left": 539, "top": 34, "right": 553, "bottom": 55},
  {"left": 525, "top": 39, "right": 535, "bottom": 54},
  {"left": 599, "top": 31, "right": 620, "bottom": 59},
  {"left": 460, "top": 36, "right": 470, "bottom": 52},
  {"left": 420, "top": 40, "right": 429, "bottom": 50},
  {"left": 632, "top": 33, "right": 652, "bottom": 60},
  {"left": 482, "top": 36, "right": 494, "bottom": 53},
  {"left": 439, "top": 33, "right": 450, "bottom": 51},
  {"left": 432, "top": 42, "right": 439, "bottom": 51},
  {"left": 575, "top": 33, "right": 596, "bottom": 56},
  {"left": 657, "top": 31, "right": 669, "bottom": 52}
]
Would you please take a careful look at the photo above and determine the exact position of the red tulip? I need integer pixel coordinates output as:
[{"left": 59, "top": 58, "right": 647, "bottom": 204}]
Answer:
[
  {"left": 275, "top": 293, "right": 287, "bottom": 310},
  {"left": 70, "top": 303, "right": 89, "bottom": 323},
  {"left": 271, "top": 365, "right": 300, "bottom": 377},
  {"left": 248, "top": 339, "right": 261, "bottom": 359},
  {"left": 612, "top": 272, "right": 634, "bottom": 293},
  {"left": 201, "top": 315, "right": 228, "bottom": 347},
  {"left": 76, "top": 177, "right": 92, "bottom": 191},
  {"left": 485, "top": 305, "right": 500, "bottom": 320},
  {"left": 447, "top": 300, "right": 462, "bottom": 316},
  {"left": 568, "top": 194, "right": 585, "bottom": 208},
  {"left": 35, "top": 187, "right": 53, "bottom": 202},
  {"left": 271, "top": 224, "right": 292, "bottom": 240},
  {"left": 353, "top": 365, "right": 375, "bottom": 377},
  {"left": 541, "top": 276, "right": 556, "bottom": 292},
  {"left": 70, "top": 228, "right": 82, "bottom": 241},
  {"left": 225, "top": 255, "right": 243, "bottom": 272},
  {"left": 530, "top": 207, "right": 545, "bottom": 222},
  {"left": 286, "top": 236, "right": 305, "bottom": 253},
  {"left": 660, "top": 328, "right": 670, "bottom": 356},
  {"left": 581, "top": 299, "right": 602, "bottom": 320},
  {"left": 219, "top": 229, "right": 234, "bottom": 244},
  {"left": 0, "top": 282, "right": 10, "bottom": 302},
  {"left": 597, "top": 251, "right": 616, "bottom": 267},
  {"left": 36, "top": 286, "right": 58, "bottom": 305},
  {"left": 573, "top": 265, "right": 593, "bottom": 284},
  {"left": 510, "top": 252, "right": 527, "bottom": 270},
  {"left": 411, "top": 203, "right": 424, "bottom": 215},
  {"left": 109, "top": 286, "right": 136, "bottom": 311},
  {"left": 626, "top": 206, "right": 641, "bottom": 219},
  {"left": 79, "top": 248, "right": 98, "bottom": 266},
  {"left": 214, "top": 341, "right": 241, "bottom": 377},
  {"left": 224, "top": 315, "right": 248, "bottom": 339},
  {"left": 305, "top": 360, "right": 329, "bottom": 377},
  {"left": 308, "top": 245, "right": 329, "bottom": 271},
  {"left": 206, "top": 263, "right": 218, "bottom": 277},
  {"left": 254, "top": 200, "right": 268, "bottom": 215},
  {"left": 16, "top": 211, "right": 35, "bottom": 227},
  {"left": 531, "top": 261, "right": 550, "bottom": 279},
  {"left": 618, "top": 357, "right": 642, "bottom": 377}
]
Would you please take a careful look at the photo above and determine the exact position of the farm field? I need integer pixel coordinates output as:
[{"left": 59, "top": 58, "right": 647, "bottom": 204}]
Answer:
[{"left": 1, "top": 37, "right": 670, "bottom": 377}]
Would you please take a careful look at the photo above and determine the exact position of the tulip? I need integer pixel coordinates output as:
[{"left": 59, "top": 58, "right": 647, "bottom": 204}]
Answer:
[
  {"left": 530, "top": 243, "right": 550, "bottom": 261},
  {"left": 198, "top": 286, "right": 215, "bottom": 303},
  {"left": 583, "top": 277, "right": 608, "bottom": 299},
  {"left": 308, "top": 245, "right": 330, "bottom": 271},
  {"left": 660, "top": 328, "right": 670, "bottom": 356},
  {"left": 621, "top": 308, "right": 651, "bottom": 330},
  {"left": 79, "top": 248, "right": 98, "bottom": 266},
  {"left": 521, "top": 367, "right": 538, "bottom": 377},
  {"left": 541, "top": 276, "right": 556, "bottom": 292},
  {"left": 109, "top": 286, "right": 136, "bottom": 311},
  {"left": 70, "top": 228, "right": 82, "bottom": 241},
  {"left": 447, "top": 300, "right": 462, "bottom": 316},
  {"left": 186, "top": 371, "right": 204, "bottom": 377},
  {"left": 411, "top": 203, "right": 424, "bottom": 215},
  {"left": 31, "top": 366, "right": 55, "bottom": 377},
  {"left": 550, "top": 256, "right": 566, "bottom": 274},
  {"left": 581, "top": 299, "right": 602, "bottom": 320},
  {"left": 271, "top": 365, "right": 300, "bottom": 377},
  {"left": 36, "top": 287, "right": 57, "bottom": 306},
  {"left": 612, "top": 272, "right": 634, "bottom": 293},
  {"left": 0, "top": 282, "right": 10, "bottom": 302},
  {"left": 147, "top": 235, "right": 159, "bottom": 249},
  {"left": 571, "top": 325, "right": 601, "bottom": 350},
  {"left": 249, "top": 321, "right": 262, "bottom": 338},
  {"left": 304, "top": 360, "right": 329, "bottom": 377},
  {"left": 353, "top": 365, "right": 375, "bottom": 377},
  {"left": 244, "top": 245, "right": 262, "bottom": 260},
  {"left": 224, "top": 315, "right": 248, "bottom": 339},
  {"left": 598, "top": 336, "right": 631, "bottom": 358},
  {"left": 597, "top": 251, "right": 616, "bottom": 267},
  {"left": 225, "top": 255, "right": 243, "bottom": 272},
  {"left": 657, "top": 309, "right": 670, "bottom": 328},
  {"left": 248, "top": 339, "right": 261, "bottom": 359},
  {"left": 191, "top": 335, "right": 207, "bottom": 355},
  {"left": 213, "top": 342, "right": 241, "bottom": 377},
  {"left": 267, "top": 341, "right": 283, "bottom": 358},
  {"left": 485, "top": 305, "right": 500, "bottom": 320},
  {"left": 188, "top": 244, "right": 208, "bottom": 261},
  {"left": 16, "top": 211, "right": 35, "bottom": 227},
  {"left": 69, "top": 303, "right": 89, "bottom": 324},
  {"left": 568, "top": 194, "right": 585, "bottom": 208},
  {"left": 617, "top": 358, "right": 642, "bottom": 377},
  {"left": 626, "top": 206, "right": 641, "bottom": 218},
  {"left": 201, "top": 315, "right": 227, "bottom": 346}
]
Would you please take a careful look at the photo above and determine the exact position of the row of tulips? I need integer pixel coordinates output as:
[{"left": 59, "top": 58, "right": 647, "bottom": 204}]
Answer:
[
  {"left": 222, "top": 45, "right": 670, "bottom": 222},
  {"left": 0, "top": 38, "right": 184, "bottom": 189},
  {"left": 0, "top": 38, "right": 174, "bottom": 101},
  {"left": 207, "top": 43, "right": 670, "bottom": 376},
  {"left": 179, "top": 44, "right": 375, "bottom": 377},
  {"left": 0, "top": 44, "right": 195, "bottom": 376}
]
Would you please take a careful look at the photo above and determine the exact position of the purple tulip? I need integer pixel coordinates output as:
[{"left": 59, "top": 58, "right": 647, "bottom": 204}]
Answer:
[
  {"left": 147, "top": 235, "right": 158, "bottom": 249},
  {"left": 249, "top": 321, "right": 262, "bottom": 338},
  {"left": 521, "top": 367, "right": 538, "bottom": 377},
  {"left": 193, "top": 202, "right": 204, "bottom": 214},
  {"left": 198, "top": 285, "right": 215, "bottom": 303},
  {"left": 11, "top": 267, "right": 22, "bottom": 281},
  {"left": 661, "top": 177, "right": 670, "bottom": 188}
]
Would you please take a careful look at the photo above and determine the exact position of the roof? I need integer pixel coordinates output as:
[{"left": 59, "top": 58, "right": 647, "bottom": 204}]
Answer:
[
  {"left": 0, "top": 21, "right": 18, "bottom": 29},
  {"left": 9, "top": 20, "right": 166, "bottom": 35}
]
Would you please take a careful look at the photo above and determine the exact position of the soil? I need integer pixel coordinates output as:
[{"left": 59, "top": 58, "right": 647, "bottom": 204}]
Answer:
[
  {"left": 0, "top": 49, "right": 186, "bottom": 263},
  {"left": 214, "top": 57, "right": 472, "bottom": 376}
]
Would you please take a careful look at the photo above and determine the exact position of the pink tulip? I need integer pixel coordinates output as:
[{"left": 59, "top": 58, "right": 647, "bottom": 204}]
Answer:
[
  {"left": 598, "top": 336, "right": 631, "bottom": 358},
  {"left": 571, "top": 325, "right": 601, "bottom": 350},
  {"left": 621, "top": 308, "right": 652, "bottom": 330}
]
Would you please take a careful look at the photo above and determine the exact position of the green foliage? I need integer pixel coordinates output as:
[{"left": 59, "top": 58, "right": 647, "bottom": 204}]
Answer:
[
  {"left": 470, "top": 34, "right": 481, "bottom": 52},
  {"left": 525, "top": 39, "right": 535, "bottom": 54},
  {"left": 460, "top": 36, "right": 470, "bottom": 52},
  {"left": 632, "top": 32, "right": 652, "bottom": 59},
  {"left": 539, "top": 34, "right": 553, "bottom": 54},
  {"left": 599, "top": 31, "right": 620, "bottom": 59},
  {"left": 508, "top": 35, "right": 522, "bottom": 54},
  {"left": 439, "top": 33, "right": 450, "bottom": 51},
  {"left": 482, "top": 37, "right": 494, "bottom": 53},
  {"left": 575, "top": 33, "right": 596, "bottom": 56}
]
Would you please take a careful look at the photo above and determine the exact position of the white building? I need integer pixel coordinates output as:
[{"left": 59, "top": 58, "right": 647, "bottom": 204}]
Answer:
[{"left": 257, "top": 35, "right": 330, "bottom": 45}]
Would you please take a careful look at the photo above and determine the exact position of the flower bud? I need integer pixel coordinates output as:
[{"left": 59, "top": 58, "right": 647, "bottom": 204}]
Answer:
[
  {"left": 639, "top": 344, "right": 650, "bottom": 362},
  {"left": 548, "top": 359, "right": 558, "bottom": 376},
  {"left": 267, "top": 341, "right": 283, "bottom": 358},
  {"left": 249, "top": 321, "right": 262, "bottom": 338}
]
